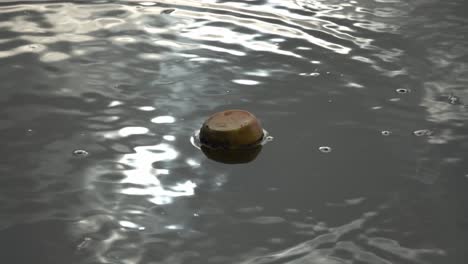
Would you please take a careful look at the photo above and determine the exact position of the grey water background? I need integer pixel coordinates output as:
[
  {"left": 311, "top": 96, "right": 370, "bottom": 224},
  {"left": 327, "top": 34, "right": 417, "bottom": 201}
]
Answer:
[{"left": 0, "top": 0, "right": 467, "bottom": 263}]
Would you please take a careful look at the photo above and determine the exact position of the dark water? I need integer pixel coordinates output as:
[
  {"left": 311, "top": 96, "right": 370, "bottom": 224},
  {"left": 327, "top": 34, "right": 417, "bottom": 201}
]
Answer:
[{"left": 1, "top": 0, "right": 467, "bottom": 263}]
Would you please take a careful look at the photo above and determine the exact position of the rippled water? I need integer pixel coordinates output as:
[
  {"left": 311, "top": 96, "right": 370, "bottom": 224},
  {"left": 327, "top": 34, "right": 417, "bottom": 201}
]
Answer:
[{"left": 1, "top": 0, "right": 467, "bottom": 263}]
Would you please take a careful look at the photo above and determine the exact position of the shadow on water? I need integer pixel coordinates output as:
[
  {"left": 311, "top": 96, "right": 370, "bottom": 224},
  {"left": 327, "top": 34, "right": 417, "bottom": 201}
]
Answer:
[{"left": 0, "top": 0, "right": 467, "bottom": 263}]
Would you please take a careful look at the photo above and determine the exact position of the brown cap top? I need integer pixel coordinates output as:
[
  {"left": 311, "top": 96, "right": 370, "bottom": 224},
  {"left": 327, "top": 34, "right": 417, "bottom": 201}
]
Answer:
[{"left": 199, "top": 110, "right": 263, "bottom": 148}]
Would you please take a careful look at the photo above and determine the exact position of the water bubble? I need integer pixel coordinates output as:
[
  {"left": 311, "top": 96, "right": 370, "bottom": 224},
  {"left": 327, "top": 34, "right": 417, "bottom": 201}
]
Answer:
[
  {"left": 381, "top": 130, "right": 391, "bottom": 136},
  {"left": 265, "top": 136, "right": 274, "bottom": 141},
  {"left": 319, "top": 146, "right": 332, "bottom": 153},
  {"left": 72, "top": 149, "right": 89, "bottom": 157},
  {"left": 396, "top": 88, "right": 409, "bottom": 94},
  {"left": 413, "top": 129, "right": 432, "bottom": 137},
  {"left": 448, "top": 94, "right": 460, "bottom": 105},
  {"left": 26, "top": 129, "right": 34, "bottom": 136},
  {"left": 389, "top": 98, "right": 401, "bottom": 102}
]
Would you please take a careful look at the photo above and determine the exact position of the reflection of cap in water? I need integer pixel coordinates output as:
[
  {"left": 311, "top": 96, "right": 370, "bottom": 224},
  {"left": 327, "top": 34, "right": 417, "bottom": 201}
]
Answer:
[
  {"left": 199, "top": 110, "right": 264, "bottom": 149},
  {"left": 201, "top": 145, "right": 262, "bottom": 164}
]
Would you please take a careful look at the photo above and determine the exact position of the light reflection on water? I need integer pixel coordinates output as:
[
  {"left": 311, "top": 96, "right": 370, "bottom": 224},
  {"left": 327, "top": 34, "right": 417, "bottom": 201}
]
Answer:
[
  {"left": 0, "top": 0, "right": 467, "bottom": 263},
  {"left": 116, "top": 142, "right": 197, "bottom": 205}
]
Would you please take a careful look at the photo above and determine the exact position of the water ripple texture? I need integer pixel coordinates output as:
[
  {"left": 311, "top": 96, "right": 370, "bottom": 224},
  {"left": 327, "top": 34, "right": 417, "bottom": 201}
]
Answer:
[{"left": 0, "top": 0, "right": 467, "bottom": 263}]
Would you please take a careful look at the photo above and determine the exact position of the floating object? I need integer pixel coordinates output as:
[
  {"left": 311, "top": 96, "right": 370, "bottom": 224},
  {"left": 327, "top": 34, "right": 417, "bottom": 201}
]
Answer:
[
  {"left": 413, "top": 129, "right": 432, "bottom": 137},
  {"left": 200, "top": 110, "right": 264, "bottom": 149},
  {"left": 193, "top": 110, "right": 271, "bottom": 164},
  {"left": 318, "top": 146, "right": 332, "bottom": 153},
  {"left": 381, "top": 130, "right": 391, "bottom": 136},
  {"left": 396, "top": 88, "right": 409, "bottom": 94},
  {"left": 72, "top": 149, "right": 89, "bottom": 157}
]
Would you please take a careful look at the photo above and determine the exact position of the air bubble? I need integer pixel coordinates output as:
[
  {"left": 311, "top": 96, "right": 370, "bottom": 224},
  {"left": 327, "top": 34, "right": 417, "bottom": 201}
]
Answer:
[
  {"left": 448, "top": 94, "right": 460, "bottom": 105},
  {"left": 26, "top": 129, "right": 34, "bottom": 136},
  {"left": 319, "top": 146, "right": 332, "bottom": 153},
  {"left": 396, "top": 88, "right": 409, "bottom": 94},
  {"left": 413, "top": 129, "right": 432, "bottom": 137},
  {"left": 72, "top": 149, "right": 89, "bottom": 157},
  {"left": 381, "top": 130, "right": 391, "bottom": 136}
]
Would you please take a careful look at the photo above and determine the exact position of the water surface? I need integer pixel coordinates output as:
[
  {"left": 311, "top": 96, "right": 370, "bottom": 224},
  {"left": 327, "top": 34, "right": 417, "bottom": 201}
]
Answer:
[{"left": 0, "top": 0, "right": 467, "bottom": 263}]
